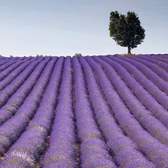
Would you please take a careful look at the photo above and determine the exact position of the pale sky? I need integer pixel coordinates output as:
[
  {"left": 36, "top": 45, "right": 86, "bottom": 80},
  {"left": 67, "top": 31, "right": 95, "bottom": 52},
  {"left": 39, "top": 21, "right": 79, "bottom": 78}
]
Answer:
[{"left": 0, "top": 0, "right": 167, "bottom": 56}]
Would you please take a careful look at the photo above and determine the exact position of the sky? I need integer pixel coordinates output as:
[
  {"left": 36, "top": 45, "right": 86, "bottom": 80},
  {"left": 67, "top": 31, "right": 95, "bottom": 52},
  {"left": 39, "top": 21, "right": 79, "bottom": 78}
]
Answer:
[{"left": 0, "top": 0, "right": 167, "bottom": 57}]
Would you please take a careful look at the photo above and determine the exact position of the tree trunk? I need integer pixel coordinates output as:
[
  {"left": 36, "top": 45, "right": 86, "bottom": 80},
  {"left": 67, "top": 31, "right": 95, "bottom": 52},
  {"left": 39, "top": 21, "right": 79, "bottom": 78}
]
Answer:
[{"left": 128, "top": 46, "right": 131, "bottom": 55}]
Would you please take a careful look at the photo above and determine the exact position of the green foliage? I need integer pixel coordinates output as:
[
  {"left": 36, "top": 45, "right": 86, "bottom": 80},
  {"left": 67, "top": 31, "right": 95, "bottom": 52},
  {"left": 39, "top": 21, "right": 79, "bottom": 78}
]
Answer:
[{"left": 109, "top": 11, "right": 145, "bottom": 54}]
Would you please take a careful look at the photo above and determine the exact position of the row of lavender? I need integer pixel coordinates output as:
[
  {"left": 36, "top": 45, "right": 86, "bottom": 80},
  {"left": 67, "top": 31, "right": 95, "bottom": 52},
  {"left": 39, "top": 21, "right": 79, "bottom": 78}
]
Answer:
[{"left": 0, "top": 55, "right": 168, "bottom": 167}]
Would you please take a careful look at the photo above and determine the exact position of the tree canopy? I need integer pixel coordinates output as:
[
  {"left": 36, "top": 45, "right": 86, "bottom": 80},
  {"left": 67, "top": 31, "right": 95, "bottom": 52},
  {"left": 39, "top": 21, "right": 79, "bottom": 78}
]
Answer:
[{"left": 109, "top": 11, "right": 145, "bottom": 54}]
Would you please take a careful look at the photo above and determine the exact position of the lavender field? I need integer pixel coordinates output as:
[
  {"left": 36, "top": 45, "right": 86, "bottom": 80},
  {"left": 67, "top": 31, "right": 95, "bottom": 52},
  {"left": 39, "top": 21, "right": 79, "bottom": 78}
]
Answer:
[{"left": 0, "top": 55, "right": 168, "bottom": 168}]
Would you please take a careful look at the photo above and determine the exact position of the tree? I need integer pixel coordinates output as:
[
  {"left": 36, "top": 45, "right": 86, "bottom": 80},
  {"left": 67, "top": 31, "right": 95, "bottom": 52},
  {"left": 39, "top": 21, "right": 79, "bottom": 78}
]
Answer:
[
  {"left": 109, "top": 11, "right": 145, "bottom": 55},
  {"left": 74, "top": 53, "right": 82, "bottom": 56}
]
